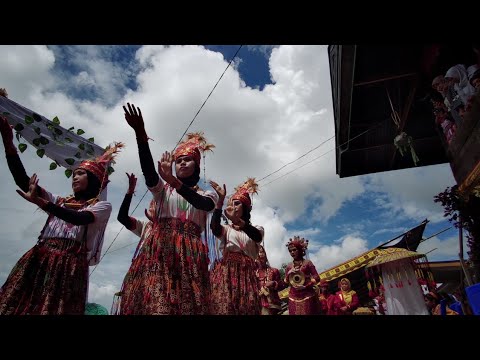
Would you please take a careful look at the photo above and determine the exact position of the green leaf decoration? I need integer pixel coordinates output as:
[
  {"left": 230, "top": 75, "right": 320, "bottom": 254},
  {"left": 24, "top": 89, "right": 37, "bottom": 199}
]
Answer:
[
  {"left": 86, "top": 150, "right": 94, "bottom": 156},
  {"left": 18, "top": 143, "right": 27, "bottom": 153},
  {"left": 14, "top": 123, "right": 24, "bottom": 132},
  {"left": 88, "top": 137, "right": 94, "bottom": 143},
  {"left": 65, "top": 137, "right": 73, "bottom": 143},
  {"left": 77, "top": 129, "right": 85, "bottom": 135},
  {"left": 74, "top": 152, "right": 82, "bottom": 159},
  {"left": 65, "top": 158, "right": 75, "bottom": 166},
  {"left": 34, "top": 126, "right": 41, "bottom": 135},
  {"left": 25, "top": 115, "right": 34, "bottom": 125},
  {"left": 33, "top": 113, "right": 42, "bottom": 122},
  {"left": 65, "top": 169, "right": 73, "bottom": 178},
  {"left": 52, "top": 116, "right": 60, "bottom": 125},
  {"left": 78, "top": 143, "right": 85, "bottom": 150},
  {"left": 40, "top": 137, "right": 49, "bottom": 145},
  {"left": 36, "top": 149, "right": 45, "bottom": 158},
  {"left": 49, "top": 162, "right": 58, "bottom": 170},
  {"left": 107, "top": 166, "right": 115, "bottom": 175},
  {"left": 47, "top": 124, "right": 54, "bottom": 131},
  {"left": 54, "top": 128, "right": 63, "bottom": 136},
  {"left": 33, "top": 138, "right": 41, "bottom": 146},
  {"left": 68, "top": 126, "right": 74, "bottom": 131},
  {"left": 15, "top": 133, "right": 21, "bottom": 142}
]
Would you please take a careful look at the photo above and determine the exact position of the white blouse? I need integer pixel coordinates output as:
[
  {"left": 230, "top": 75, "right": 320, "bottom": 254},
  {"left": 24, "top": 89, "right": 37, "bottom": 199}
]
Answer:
[
  {"left": 131, "top": 179, "right": 218, "bottom": 239},
  {"left": 39, "top": 190, "right": 112, "bottom": 266},
  {"left": 217, "top": 224, "right": 264, "bottom": 260}
]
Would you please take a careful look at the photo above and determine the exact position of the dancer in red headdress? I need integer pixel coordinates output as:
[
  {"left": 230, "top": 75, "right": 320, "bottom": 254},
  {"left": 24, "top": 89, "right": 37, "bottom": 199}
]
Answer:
[
  {"left": 0, "top": 116, "right": 120, "bottom": 315},
  {"left": 118, "top": 103, "right": 218, "bottom": 315},
  {"left": 209, "top": 178, "right": 263, "bottom": 315},
  {"left": 284, "top": 236, "right": 321, "bottom": 315}
]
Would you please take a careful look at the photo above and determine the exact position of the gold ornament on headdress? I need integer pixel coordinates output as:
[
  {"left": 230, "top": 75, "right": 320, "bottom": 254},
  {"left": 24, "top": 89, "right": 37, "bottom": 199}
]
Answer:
[
  {"left": 286, "top": 235, "right": 309, "bottom": 251},
  {"left": 234, "top": 177, "right": 259, "bottom": 195},
  {"left": 231, "top": 177, "right": 259, "bottom": 209},
  {"left": 64, "top": 142, "right": 124, "bottom": 208},
  {"left": 173, "top": 131, "right": 215, "bottom": 163},
  {"left": 78, "top": 141, "right": 125, "bottom": 187}
]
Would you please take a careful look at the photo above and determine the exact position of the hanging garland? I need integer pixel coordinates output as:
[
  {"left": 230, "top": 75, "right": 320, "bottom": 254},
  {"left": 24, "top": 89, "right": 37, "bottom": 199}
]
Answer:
[{"left": 0, "top": 96, "right": 116, "bottom": 178}]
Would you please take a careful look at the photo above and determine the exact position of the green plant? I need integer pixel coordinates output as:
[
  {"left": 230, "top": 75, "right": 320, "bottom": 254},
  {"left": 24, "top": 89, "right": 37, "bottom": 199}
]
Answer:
[{"left": 434, "top": 185, "right": 480, "bottom": 281}]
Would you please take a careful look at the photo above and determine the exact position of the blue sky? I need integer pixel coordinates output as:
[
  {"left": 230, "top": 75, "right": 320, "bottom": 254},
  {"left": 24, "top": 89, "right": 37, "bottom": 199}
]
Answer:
[
  {"left": 204, "top": 45, "right": 274, "bottom": 90},
  {"left": 0, "top": 45, "right": 462, "bottom": 310}
]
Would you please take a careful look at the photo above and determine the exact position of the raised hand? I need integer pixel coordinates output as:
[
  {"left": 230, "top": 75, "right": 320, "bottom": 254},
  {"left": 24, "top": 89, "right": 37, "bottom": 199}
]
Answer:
[
  {"left": 224, "top": 198, "right": 243, "bottom": 228},
  {"left": 224, "top": 198, "right": 236, "bottom": 221},
  {"left": 16, "top": 174, "right": 45, "bottom": 208},
  {"left": 126, "top": 172, "right": 137, "bottom": 195},
  {"left": 123, "top": 103, "right": 145, "bottom": 133},
  {"left": 209, "top": 180, "right": 226, "bottom": 206},
  {"left": 158, "top": 151, "right": 175, "bottom": 183}
]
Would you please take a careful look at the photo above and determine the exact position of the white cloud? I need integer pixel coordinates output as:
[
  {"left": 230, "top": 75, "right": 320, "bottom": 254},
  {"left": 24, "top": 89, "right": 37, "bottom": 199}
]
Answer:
[
  {"left": 371, "top": 227, "right": 407, "bottom": 236},
  {"left": 365, "top": 165, "right": 456, "bottom": 223},
  {"left": 309, "top": 234, "right": 370, "bottom": 272},
  {"left": 417, "top": 232, "right": 464, "bottom": 262}
]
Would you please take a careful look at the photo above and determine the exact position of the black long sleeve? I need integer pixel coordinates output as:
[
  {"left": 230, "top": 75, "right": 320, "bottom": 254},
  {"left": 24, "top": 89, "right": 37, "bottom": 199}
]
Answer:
[
  {"left": 44, "top": 202, "right": 95, "bottom": 226},
  {"left": 6, "top": 153, "right": 31, "bottom": 192},
  {"left": 177, "top": 184, "right": 215, "bottom": 211},
  {"left": 243, "top": 224, "right": 262, "bottom": 243},
  {"left": 117, "top": 193, "right": 136, "bottom": 230},
  {"left": 6, "top": 153, "right": 44, "bottom": 195},
  {"left": 137, "top": 141, "right": 159, "bottom": 188},
  {"left": 210, "top": 208, "right": 223, "bottom": 237},
  {"left": 210, "top": 208, "right": 261, "bottom": 242}
]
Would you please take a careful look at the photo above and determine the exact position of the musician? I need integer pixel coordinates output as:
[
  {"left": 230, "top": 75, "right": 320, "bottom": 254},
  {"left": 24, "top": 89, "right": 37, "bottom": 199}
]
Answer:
[{"left": 284, "top": 236, "right": 321, "bottom": 315}]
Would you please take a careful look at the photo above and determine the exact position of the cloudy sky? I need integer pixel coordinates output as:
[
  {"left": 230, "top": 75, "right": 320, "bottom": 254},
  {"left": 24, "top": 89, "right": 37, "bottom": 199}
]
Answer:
[{"left": 0, "top": 45, "right": 462, "bottom": 311}]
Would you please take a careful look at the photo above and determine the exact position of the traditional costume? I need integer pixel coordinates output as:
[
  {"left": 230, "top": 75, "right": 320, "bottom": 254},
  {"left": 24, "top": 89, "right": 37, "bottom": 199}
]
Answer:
[
  {"left": 118, "top": 132, "right": 218, "bottom": 315},
  {"left": 210, "top": 178, "right": 263, "bottom": 315}
]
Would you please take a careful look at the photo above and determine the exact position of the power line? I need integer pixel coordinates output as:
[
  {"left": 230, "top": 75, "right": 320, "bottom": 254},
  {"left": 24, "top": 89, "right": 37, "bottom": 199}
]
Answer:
[
  {"left": 420, "top": 226, "right": 453, "bottom": 242},
  {"left": 103, "top": 239, "right": 138, "bottom": 255},
  {"left": 91, "top": 46, "right": 243, "bottom": 266},
  {"left": 261, "top": 121, "right": 385, "bottom": 188},
  {"left": 173, "top": 45, "right": 243, "bottom": 150},
  {"left": 257, "top": 135, "right": 335, "bottom": 182},
  {"left": 89, "top": 189, "right": 149, "bottom": 277},
  {"left": 262, "top": 148, "right": 335, "bottom": 187}
]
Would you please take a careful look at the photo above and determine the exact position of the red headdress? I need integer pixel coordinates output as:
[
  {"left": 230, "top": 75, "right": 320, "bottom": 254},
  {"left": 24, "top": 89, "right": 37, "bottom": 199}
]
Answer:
[
  {"left": 286, "top": 236, "right": 309, "bottom": 251},
  {"left": 173, "top": 132, "right": 214, "bottom": 165},
  {"left": 77, "top": 142, "right": 124, "bottom": 191},
  {"left": 231, "top": 178, "right": 259, "bottom": 210}
]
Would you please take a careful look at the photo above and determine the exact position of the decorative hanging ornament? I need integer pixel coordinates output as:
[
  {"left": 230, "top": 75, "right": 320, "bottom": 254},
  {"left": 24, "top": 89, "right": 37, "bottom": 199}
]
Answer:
[{"left": 394, "top": 132, "right": 420, "bottom": 166}]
